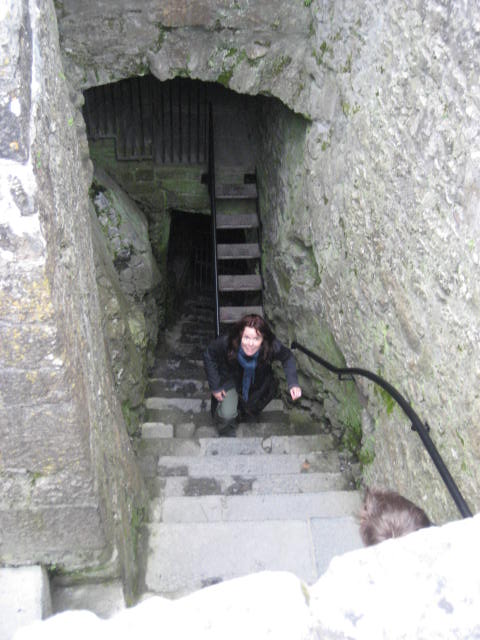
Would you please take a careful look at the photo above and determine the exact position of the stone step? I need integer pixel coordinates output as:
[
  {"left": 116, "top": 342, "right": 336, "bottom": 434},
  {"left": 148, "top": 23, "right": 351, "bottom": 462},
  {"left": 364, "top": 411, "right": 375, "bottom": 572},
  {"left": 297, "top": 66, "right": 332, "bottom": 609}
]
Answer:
[
  {"left": 146, "top": 470, "right": 356, "bottom": 498},
  {"left": 156, "top": 451, "right": 345, "bottom": 477},
  {"left": 137, "top": 434, "right": 338, "bottom": 457},
  {"left": 148, "top": 358, "right": 206, "bottom": 379},
  {"left": 147, "top": 378, "right": 209, "bottom": 397},
  {"left": 140, "top": 419, "right": 328, "bottom": 441},
  {"left": 143, "top": 516, "right": 363, "bottom": 597},
  {"left": 152, "top": 490, "right": 362, "bottom": 523},
  {"left": 145, "top": 397, "right": 284, "bottom": 413},
  {"left": 144, "top": 520, "right": 318, "bottom": 596}
]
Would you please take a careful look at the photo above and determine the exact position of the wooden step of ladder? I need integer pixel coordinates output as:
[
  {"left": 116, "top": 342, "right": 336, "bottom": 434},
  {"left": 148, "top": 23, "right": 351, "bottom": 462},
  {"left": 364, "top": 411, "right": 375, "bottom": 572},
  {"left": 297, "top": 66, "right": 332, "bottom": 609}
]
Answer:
[
  {"left": 216, "top": 183, "right": 258, "bottom": 199},
  {"left": 217, "top": 243, "right": 261, "bottom": 260},
  {"left": 219, "top": 306, "right": 264, "bottom": 323},
  {"left": 218, "top": 275, "right": 262, "bottom": 292},
  {"left": 216, "top": 213, "right": 259, "bottom": 229}
]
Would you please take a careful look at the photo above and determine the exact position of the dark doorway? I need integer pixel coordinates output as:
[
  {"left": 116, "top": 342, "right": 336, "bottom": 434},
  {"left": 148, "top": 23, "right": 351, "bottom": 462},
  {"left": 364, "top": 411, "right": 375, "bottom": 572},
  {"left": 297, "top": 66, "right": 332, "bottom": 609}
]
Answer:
[{"left": 166, "top": 211, "right": 213, "bottom": 321}]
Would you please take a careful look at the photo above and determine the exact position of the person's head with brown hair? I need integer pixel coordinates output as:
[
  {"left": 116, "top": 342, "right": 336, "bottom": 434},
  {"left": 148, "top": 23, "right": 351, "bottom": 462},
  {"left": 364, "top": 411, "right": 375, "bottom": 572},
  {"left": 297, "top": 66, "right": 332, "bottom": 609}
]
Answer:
[
  {"left": 359, "top": 487, "right": 432, "bottom": 546},
  {"left": 227, "top": 314, "right": 275, "bottom": 362}
]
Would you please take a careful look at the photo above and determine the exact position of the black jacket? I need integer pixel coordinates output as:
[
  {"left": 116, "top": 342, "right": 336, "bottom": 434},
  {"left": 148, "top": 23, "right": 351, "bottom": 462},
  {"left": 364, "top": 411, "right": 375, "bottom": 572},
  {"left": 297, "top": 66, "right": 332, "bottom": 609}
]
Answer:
[{"left": 203, "top": 334, "right": 299, "bottom": 397}]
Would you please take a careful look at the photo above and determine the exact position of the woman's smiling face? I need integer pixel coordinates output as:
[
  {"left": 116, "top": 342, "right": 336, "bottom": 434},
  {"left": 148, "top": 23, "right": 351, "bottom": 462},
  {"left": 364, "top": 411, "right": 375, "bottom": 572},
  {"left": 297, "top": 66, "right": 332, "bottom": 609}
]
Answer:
[{"left": 241, "top": 326, "right": 264, "bottom": 356}]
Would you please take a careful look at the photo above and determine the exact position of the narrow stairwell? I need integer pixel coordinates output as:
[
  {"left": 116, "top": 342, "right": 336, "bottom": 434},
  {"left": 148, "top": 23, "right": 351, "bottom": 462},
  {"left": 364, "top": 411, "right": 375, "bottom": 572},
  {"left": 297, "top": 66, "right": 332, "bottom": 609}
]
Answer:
[{"left": 135, "top": 295, "right": 363, "bottom": 600}]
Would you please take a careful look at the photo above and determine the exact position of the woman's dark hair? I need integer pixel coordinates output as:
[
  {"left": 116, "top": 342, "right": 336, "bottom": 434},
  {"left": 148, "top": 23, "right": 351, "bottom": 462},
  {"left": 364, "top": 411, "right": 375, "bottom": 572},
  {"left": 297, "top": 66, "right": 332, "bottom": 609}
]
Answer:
[
  {"left": 359, "top": 487, "right": 432, "bottom": 546},
  {"left": 227, "top": 314, "right": 275, "bottom": 362}
]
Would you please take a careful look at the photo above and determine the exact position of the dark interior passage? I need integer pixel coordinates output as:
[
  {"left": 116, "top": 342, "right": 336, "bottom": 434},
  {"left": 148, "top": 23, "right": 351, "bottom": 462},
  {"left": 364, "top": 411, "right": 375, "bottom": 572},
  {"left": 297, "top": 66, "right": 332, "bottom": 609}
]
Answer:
[{"left": 167, "top": 211, "right": 213, "bottom": 296}]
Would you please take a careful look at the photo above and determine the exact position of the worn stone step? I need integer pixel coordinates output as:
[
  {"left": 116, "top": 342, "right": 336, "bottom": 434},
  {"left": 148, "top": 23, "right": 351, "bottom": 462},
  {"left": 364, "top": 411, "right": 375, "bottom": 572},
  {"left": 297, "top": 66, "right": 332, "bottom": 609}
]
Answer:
[
  {"left": 145, "top": 397, "right": 284, "bottom": 413},
  {"left": 137, "top": 434, "right": 338, "bottom": 457},
  {"left": 144, "top": 519, "right": 317, "bottom": 597},
  {"left": 140, "top": 419, "right": 326, "bottom": 443},
  {"left": 144, "top": 406, "right": 290, "bottom": 427},
  {"left": 147, "top": 470, "right": 356, "bottom": 498},
  {"left": 152, "top": 490, "right": 362, "bottom": 523},
  {"left": 156, "top": 451, "right": 345, "bottom": 477},
  {"left": 143, "top": 516, "right": 363, "bottom": 598},
  {"left": 148, "top": 359, "right": 206, "bottom": 380},
  {"left": 148, "top": 378, "right": 209, "bottom": 397}
]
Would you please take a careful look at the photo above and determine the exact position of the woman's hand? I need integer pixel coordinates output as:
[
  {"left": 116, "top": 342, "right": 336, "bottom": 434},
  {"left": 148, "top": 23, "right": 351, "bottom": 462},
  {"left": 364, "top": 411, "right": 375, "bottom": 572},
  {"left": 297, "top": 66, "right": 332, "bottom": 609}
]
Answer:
[
  {"left": 289, "top": 386, "right": 302, "bottom": 401},
  {"left": 213, "top": 389, "right": 226, "bottom": 402}
]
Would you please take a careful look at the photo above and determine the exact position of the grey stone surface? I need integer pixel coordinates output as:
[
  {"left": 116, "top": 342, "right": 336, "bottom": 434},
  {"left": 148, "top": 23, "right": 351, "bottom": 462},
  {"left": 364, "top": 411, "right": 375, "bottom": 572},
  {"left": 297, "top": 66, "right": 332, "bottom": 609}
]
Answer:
[
  {"left": 12, "top": 516, "right": 480, "bottom": 640},
  {"left": 150, "top": 471, "right": 355, "bottom": 498},
  {"left": 310, "top": 516, "right": 363, "bottom": 576},
  {"left": 51, "top": 579, "right": 125, "bottom": 619},
  {"left": 141, "top": 422, "right": 175, "bottom": 438},
  {"left": 0, "top": 566, "right": 51, "bottom": 640},
  {"left": 0, "top": 0, "right": 146, "bottom": 589},
  {"left": 145, "top": 520, "right": 318, "bottom": 596},
  {"left": 157, "top": 451, "right": 343, "bottom": 476},
  {"left": 146, "top": 396, "right": 284, "bottom": 413},
  {"left": 310, "top": 514, "right": 480, "bottom": 639},
  {"left": 155, "top": 490, "right": 362, "bottom": 523},
  {"left": 89, "top": 167, "right": 162, "bottom": 420},
  {"left": 252, "top": 3, "right": 480, "bottom": 523},
  {"left": 143, "top": 434, "right": 338, "bottom": 457}
]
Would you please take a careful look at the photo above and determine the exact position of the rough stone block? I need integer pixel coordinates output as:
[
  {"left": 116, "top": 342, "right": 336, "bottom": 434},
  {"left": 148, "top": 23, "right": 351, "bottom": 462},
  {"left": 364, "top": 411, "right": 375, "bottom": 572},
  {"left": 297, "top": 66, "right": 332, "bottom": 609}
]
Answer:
[
  {"left": 51, "top": 579, "right": 125, "bottom": 619},
  {"left": 0, "top": 566, "right": 51, "bottom": 640}
]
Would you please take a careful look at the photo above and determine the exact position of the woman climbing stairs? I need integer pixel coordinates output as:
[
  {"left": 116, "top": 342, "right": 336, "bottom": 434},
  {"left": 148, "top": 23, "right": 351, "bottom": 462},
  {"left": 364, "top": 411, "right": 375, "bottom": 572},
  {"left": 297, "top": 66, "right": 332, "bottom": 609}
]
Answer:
[{"left": 134, "top": 295, "right": 363, "bottom": 599}]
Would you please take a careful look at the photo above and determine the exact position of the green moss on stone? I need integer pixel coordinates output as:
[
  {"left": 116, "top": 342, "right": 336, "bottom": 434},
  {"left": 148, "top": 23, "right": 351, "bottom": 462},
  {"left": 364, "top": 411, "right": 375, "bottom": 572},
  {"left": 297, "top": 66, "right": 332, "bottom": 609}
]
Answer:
[
  {"left": 155, "top": 23, "right": 172, "bottom": 51},
  {"left": 217, "top": 68, "right": 234, "bottom": 87},
  {"left": 339, "top": 389, "right": 363, "bottom": 455},
  {"left": 271, "top": 55, "right": 292, "bottom": 76},
  {"left": 374, "top": 384, "right": 396, "bottom": 415},
  {"left": 172, "top": 67, "right": 191, "bottom": 78}
]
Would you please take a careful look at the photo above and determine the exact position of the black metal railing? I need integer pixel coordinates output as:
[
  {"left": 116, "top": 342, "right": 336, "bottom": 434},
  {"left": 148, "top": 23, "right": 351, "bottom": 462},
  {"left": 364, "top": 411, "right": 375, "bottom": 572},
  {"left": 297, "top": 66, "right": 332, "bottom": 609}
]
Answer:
[
  {"left": 291, "top": 340, "right": 473, "bottom": 519},
  {"left": 207, "top": 104, "right": 220, "bottom": 336}
]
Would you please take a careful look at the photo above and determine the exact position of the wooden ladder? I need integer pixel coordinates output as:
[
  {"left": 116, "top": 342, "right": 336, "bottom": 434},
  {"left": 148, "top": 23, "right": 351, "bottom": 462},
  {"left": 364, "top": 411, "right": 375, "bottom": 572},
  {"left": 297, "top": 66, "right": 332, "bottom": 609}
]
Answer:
[{"left": 214, "top": 172, "right": 264, "bottom": 325}]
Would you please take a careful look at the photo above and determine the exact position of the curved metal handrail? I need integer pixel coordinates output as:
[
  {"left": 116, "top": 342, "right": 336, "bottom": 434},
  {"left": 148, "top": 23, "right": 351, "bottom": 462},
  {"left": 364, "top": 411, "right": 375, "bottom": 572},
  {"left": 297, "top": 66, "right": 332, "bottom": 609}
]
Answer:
[
  {"left": 291, "top": 340, "right": 473, "bottom": 518},
  {"left": 207, "top": 104, "right": 220, "bottom": 337}
]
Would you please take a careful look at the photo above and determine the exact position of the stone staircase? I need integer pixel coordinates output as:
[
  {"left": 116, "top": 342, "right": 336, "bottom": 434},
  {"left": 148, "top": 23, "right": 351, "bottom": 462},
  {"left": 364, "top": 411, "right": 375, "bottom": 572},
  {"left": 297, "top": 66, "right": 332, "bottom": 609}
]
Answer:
[{"left": 134, "top": 295, "right": 364, "bottom": 600}]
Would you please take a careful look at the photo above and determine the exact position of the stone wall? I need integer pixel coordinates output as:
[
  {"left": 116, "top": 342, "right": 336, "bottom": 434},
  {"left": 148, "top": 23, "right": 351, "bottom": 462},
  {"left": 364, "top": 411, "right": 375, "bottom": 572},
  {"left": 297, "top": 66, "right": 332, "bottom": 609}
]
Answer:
[
  {"left": 0, "top": 0, "right": 146, "bottom": 594},
  {"left": 90, "top": 168, "right": 161, "bottom": 435},
  {"left": 281, "top": 0, "right": 480, "bottom": 523},
  {"left": 43, "top": 0, "right": 480, "bottom": 524},
  {"left": 88, "top": 138, "right": 211, "bottom": 325}
]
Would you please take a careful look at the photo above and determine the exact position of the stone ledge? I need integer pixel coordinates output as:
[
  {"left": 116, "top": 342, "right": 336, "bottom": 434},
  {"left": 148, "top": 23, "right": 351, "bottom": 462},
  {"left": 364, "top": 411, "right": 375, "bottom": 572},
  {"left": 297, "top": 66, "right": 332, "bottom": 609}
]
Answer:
[
  {"left": 0, "top": 566, "right": 51, "bottom": 640},
  {"left": 12, "top": 514, "right": 480, "bottom": 640}
]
